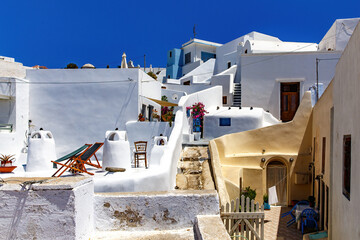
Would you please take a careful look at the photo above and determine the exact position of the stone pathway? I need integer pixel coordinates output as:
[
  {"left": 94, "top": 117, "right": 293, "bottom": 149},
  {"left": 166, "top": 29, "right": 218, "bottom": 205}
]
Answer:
[
  {"left": 264, "top": 206, "right": 303, "bottom": 240},
  {"left": 94, "top": 228, "right": 194, "bottom": 240},
  {"left": 175, "top": 146, "right": 215, "bottom": 190}
]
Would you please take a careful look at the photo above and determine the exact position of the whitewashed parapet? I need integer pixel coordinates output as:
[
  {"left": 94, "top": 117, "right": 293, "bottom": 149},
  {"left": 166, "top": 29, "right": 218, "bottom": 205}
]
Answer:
[
  {"left": 94, "top": 190, "right": 220, "bottom": 231},
  {"left": 194, "top": 215, "right": 231, "bottom": 240},
  {"left": 0, "top": 176, "right": 94, "bottom": 240}
]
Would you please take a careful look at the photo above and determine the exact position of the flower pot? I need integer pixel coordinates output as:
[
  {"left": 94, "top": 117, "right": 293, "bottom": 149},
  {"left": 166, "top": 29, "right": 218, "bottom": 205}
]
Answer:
[
  {"left": 0, "top": 166, "right": 17, "bottom": 173},
  {"left": 264, "top": 202, "right": 271, "bottom": 210},
  {"left": 194, "top": 132, "right": 201, "bottom": 141}
]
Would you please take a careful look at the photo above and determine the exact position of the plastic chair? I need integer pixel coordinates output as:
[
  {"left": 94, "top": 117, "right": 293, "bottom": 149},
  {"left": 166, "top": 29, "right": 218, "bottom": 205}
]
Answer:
[
  {"left": 301, "top": 208, "right": 318, "bottom": 234},
  {"left": 281, "top": 200, "right": 309, "bottom": 227},
  {"left": 134, "top": 141, "right": 147, "bottom": 168}
]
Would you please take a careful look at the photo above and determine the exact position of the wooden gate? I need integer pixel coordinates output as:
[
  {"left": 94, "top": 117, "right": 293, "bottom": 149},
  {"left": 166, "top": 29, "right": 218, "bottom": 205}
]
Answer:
[{"left": 221, "top": 195, "right": 265, "bottom": 240}]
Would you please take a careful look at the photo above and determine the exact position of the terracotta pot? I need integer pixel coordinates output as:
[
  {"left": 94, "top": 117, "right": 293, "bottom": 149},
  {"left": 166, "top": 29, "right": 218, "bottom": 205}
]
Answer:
[{"left": 0, "top": 166, "right": 17, "bottom": 173}]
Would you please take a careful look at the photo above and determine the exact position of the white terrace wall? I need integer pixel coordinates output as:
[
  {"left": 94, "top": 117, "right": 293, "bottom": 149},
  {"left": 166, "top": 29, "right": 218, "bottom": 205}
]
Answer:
[
  {"left": 179, "top": 86, "right": 222, "bottom": 136},
  {"left": 94, "top": 86, "right": 222, "bottom": 193},
  {"left": 0, "top": 177, "right": 94, "bottom": 240},
  {"left": 94, "top": 190, "right": 219, "bottom": 231},
  {"left": 26, "top": 69, "right": 140, "bottom": 157},
  {"left": 241, "top": 51, "right": 341, "bottom": 119},
  {"left": 0, "top": 58, "right": 27, "bottom": 79},
  {"left": 125, "top": 121, "right": 173, "bottom": 162}
]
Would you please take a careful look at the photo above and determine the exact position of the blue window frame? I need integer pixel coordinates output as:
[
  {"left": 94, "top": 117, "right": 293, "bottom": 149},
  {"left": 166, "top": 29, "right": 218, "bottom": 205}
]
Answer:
[{"left": 219, "top": 118, "right": 231, "bottom": 126}]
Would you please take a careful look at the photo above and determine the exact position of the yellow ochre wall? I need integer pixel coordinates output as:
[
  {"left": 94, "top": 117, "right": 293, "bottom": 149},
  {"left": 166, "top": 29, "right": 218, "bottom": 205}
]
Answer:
[
  {"left": 210, "top": 91, "right": 313, "bottom": 205},
  {"left": 312, "top": 80, "right": 333, "bottom": 233}
]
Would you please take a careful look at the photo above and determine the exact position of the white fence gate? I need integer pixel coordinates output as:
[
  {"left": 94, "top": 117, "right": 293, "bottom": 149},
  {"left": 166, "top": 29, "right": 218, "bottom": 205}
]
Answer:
[{"left": 221, "top": 195, "right": 265, "bottom": 240}]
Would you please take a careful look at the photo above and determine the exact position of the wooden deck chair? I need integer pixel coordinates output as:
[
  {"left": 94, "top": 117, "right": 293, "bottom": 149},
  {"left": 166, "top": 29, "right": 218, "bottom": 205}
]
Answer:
[
  {"left": 52, "top": 142, "right": 103, "bottom": 177},
  {"left": 52, "top": 144, "right": 90, "bottom": 169}
]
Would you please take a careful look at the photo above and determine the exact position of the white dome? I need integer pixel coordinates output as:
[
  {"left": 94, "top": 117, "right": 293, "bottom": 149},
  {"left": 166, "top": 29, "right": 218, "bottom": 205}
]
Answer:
[{"left": 81, "top": 63, "right": 95, "bottom": 69}]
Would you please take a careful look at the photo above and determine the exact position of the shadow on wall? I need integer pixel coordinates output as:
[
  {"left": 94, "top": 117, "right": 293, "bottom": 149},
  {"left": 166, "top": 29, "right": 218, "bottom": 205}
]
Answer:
[{"left": 114, "top": 82, "right": 137, "bottom": 129}]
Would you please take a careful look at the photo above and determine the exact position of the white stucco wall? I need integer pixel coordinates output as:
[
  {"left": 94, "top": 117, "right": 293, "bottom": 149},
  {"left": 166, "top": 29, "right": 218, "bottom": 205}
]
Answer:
[
  {"left": 319, "top": 18, "right": 360, "bottom": 51},
  {"left": 182, "top": 42, "right": 218, "bottom": 66},
  {"left": 0, "top": 58, "right": 27, "bottom": 79},
  {"left": 0, "top": 78, "right": 29, "bottom": 162},
  {"left": 242, "top": 40, "right": 318, "bottom": 54},
  {"left": 161, "top": 89, "right": 186, "bottom": 104},
  {"left": 203, "top": 107, "right": 280, "bottom": 139},
  {"left": 26, "top": 69, "right": 140, "bottom": 157},
  {"left": 138, "top": 70, "right": 162, "bottom": 112},
  {"left": 180, "top": 58, "right": 215, "bottom": 84},
  {"left": 215, "top": 37, "right": 245, "bottom": 75},
  {"left": 163, "top": 83, "right": 211, "bottom": 95},
  {"left": 94, "top": 190, "right": 219, "bottom": 231},
  {"left": 179, "top": 86, "right": 223, "bottom": 136},
  {"left": 0, "top": 177, "right": 94, "bottom": 240},
  {"left": 182, "top": 60, "right": 201, "bottom": 76},
  {"left": 125, "top": 121, "right": 173, "bottom": 164},
  {"left": 241, "top": 51, "right": 341, "bottom": 119},
  {"left": 331, "top": 22, "right": 360, "bottom": 240}
]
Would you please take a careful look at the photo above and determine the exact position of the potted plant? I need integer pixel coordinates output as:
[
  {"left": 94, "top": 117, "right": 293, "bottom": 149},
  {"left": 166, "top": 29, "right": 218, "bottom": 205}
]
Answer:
[
  {"left": 0, "top": 154, "right": 17, "bottom": 173},
  {"left": 186, "top": 102, "right": 208, "bottom": 135},
  {"left": 161, "top": 96, "right": 174, "bottom": 127},
  {"left": 240, "top": 186, "right": 257, "bottom": 212},
  {"left": 138, "top": 113, "right": 145, "bottom": 122},
  {"left": 263, "top": 194, "right": 270, "bottom": 210},
  {"left": 152, "top": 109, "right": 160, "bottom": 122}
]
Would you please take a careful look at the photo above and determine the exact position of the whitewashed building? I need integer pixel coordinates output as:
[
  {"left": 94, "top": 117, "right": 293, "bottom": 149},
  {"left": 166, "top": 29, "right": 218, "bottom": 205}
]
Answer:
[{"left": 164, "top": 18, "right": 360, "bottom": 121}]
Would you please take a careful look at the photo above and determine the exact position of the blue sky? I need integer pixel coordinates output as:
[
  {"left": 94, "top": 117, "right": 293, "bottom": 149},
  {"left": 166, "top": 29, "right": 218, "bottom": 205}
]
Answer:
[{"left": 0, "top": 0, "right": 359, "bottom": 69}]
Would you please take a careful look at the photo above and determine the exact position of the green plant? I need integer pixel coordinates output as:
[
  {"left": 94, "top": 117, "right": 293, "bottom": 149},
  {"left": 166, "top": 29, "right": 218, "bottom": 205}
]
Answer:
[
  {"left": 263, "top": 194, "right": 268, "bottom": 203},
  {"left": 0, "top": 154, "right": 15, "bottom": 167},
  {"left": 65, "top": 63, "right": 78, "bottom": 69},
  {"left": 242, "top": 186, "right": 257, "bottom": 201},
  {"left": 161, "top": 95, "right": 174, "bottom": 127}
]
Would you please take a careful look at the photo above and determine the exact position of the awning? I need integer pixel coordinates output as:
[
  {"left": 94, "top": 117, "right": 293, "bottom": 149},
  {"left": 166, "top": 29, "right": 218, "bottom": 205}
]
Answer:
[{"left": 146, "top": 97, "right": 178, "bottom": 107}]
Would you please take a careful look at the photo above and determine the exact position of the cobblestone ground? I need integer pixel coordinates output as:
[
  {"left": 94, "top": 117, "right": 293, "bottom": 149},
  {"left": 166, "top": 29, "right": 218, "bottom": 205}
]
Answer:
[{"left": 264, "top": 206, "right": 303, "bottom": 240}]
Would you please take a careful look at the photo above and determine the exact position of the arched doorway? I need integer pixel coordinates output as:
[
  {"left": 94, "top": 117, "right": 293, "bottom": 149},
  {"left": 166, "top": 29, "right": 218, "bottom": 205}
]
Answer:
[{"left": 266, "top": 160, "right": 287, "bottom": 205}]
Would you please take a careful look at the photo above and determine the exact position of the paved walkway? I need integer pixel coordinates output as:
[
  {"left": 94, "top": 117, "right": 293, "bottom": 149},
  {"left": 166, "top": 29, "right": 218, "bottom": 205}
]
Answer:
[
  {"left": 264, "top": 206, "right": 303, "bottom": 240},
  {"left": 94, "top": 228, "right": 194, "bottom": 240}
]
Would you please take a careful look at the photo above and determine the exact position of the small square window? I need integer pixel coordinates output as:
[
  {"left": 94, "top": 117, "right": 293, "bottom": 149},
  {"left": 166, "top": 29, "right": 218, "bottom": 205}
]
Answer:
[{"left": 219, "top": 118, "right": 231, "bottom": 126}]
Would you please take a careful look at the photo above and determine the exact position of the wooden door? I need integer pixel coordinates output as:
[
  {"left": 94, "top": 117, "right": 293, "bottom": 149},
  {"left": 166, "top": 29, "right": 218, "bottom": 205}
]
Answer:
[{"left": 281, "top": 82, "right": 299, "bottom": 122}]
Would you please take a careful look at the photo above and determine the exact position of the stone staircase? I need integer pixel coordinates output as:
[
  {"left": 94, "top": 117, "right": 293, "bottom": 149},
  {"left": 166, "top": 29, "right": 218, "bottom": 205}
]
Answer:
[
  {"left": 232, "top": 83, "right": 241, "bottom": 107},
  {"left": 175, "top": 146, "right": 215, "bottom": 190}
]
